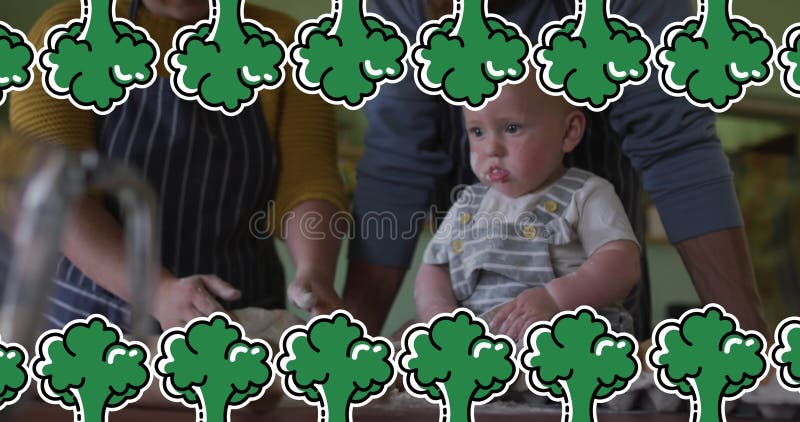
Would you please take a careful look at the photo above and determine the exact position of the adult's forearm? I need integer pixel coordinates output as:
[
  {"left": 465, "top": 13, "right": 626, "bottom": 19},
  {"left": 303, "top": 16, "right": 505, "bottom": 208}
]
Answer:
[
  {"left": 283, "top": 199, "right": 344, "bottom": 286},
  {"left": 61, "top": 195, "right": 173, "bottom": 301},
  {"left": 675, "top": 227, "right": 768, "bottom": 335},
  {"left": 343, "top": 260, "right": 406, "bottom": 335},
  {"left": 283, "top": 199, "right": 346, "bottom": 315}
]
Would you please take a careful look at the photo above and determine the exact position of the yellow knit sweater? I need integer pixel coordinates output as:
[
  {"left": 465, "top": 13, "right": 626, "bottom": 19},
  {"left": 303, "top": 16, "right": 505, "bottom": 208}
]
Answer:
[{"left": 9, "top": 0, "right": 347, "bottom": 235}]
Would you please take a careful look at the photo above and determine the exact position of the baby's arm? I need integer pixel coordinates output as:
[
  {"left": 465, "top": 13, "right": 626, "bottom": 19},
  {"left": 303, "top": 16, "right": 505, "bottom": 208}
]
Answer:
[
  {"left": 545, "top": 239, "right": 640, "bottom": 311},
  {"left": 493, "top": 177, "right": 641, "bottom": 340},
  {"left": 491, "top": 240, "right": 640, "bottom": 340},
  {"left": 415, "top": 263, "right": 458, "bottom": 322},
  {"left": 547, "top": 176, "right": 642, "bottom": 313}
]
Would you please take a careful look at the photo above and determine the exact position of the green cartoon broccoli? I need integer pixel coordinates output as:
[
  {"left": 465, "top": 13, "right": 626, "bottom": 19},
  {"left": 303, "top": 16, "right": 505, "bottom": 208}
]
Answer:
[
  {"left": 519, "top": 307, "right": 639, "bottom": 422},
  {"left": 533, "top": 0, "right": 652, "bottom": 111},
  {"left": 411, "top": 0, "right": 531, "bottom": 109},
  {"left": 38, "top": 0, "right": 159, "bottom": 114},
  {"left": 276, "top": 311, "right": 394, "bottom": 422},
  {"left": 290, "top": 0, "right": 408, "bottom": 109},
  {"left": 770, "top": 317, "right": 800, "bottom": 392},
  {"left": 154, "top": 313, "right": 273, "bottom": 422},
  {"left": 31, "top": 316, "right": 151, "bottom": 422},
  {"left": 397, "top": 309, "right": 516, "bottom": 422},
  {"left": 648, "top": 304, "right": 768, "bottom": 422},
  {"left": 776, "top": 24, "right": 800, "bottom": 97},
  {"left": 0, "top": 336, "right": 29, "bottom": 411},
  {"left": 166, "top": 0, "right": 286, "bottom": 115},
  {"left": 655, "top": 0, "right": 774, "bottom": 112},
  {"left": 0, "top": 21, "right": 35, "bottom": 106}
]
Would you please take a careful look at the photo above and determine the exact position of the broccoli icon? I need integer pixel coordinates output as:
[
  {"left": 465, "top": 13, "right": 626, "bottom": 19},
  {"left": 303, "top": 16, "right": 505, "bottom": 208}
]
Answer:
[
  {"left": 0, "top": 337, "right": 30, "bottom": 411},
  {"left": 770, "top": 317, "right": 800, "bottom": 392},
  {"left": 38, "top": 0, "right": 159, "bottom": 115},
  {"left": 154, "top": 313, "right": 273, "bottom": 422},
  {"left": 776, "top": 24, "right": 800, "bottom": 98},
  {"left": 518, "top": 307, "right": 640, "bottom": 422},
  {"left": 290, "top": 0, "right": 409, "bottom": 110},
  {"left": 533, "top": 0, "right": 652, "bottom": 111},
  {"left": 166, "top": 0, "right": 286, "bottom": 116},
  {"left": 648, "top": 304, "right": 768, "bottom": 422},
  {"left": 276, "top": 311, "right": 395, "bottom": 422},
  {"left": 31, "top": 315, "right": 151, "bottom": 422},
  {"left": 655, "top": 0, "right": 775, "bottom": 112},
  {"left": 0, "top": 21, "right": 35, "bottom": 106},
  {"left": 397, "top": 309, "right": 516, "bottom": 422},
  {"left": 411, "top": 0, "right": 531, "bottom": 110}
]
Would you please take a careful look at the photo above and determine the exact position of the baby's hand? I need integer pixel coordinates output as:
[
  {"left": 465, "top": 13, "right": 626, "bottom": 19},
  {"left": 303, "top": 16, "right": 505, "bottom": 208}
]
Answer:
[{"left": 490, "top": 287, "right": 560, "bottom": 341}]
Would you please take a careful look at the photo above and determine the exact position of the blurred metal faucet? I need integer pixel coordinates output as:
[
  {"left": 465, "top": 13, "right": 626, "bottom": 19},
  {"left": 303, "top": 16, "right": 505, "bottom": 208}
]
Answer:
[{"left": 0, "top": 146, "right": 159, "bottom": 351}]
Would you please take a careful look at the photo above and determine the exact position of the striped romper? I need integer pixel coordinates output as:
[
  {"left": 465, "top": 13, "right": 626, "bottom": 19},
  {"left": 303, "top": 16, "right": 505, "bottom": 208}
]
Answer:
[{"left": 423, "top": 168, "right": 635, "bottom": 333}]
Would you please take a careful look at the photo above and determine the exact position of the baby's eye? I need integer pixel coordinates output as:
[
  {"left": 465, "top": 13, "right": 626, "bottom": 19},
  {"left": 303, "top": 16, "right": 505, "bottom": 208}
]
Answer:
[
  {"left": 505, "top": 123, "right": 520, "bottom": 134},
  {"left": 469, "top": 127, "right": 484, "bottom": 137}
]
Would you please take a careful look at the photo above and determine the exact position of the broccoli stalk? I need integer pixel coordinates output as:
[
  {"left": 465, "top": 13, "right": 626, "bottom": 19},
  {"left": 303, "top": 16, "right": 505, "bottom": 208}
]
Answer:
[
  {"left": 647, "top": 305, "right": 768, "bottom": 422},
  {"left": 167, "top": 0, "right": 286, "bottom": 115},
  {"left": 0, "top": 337, "right": 29, "bottom": 411},
  {"left": 290, "top": 0, "right": 408, "bottom": 109},
  {"left": 412, "top": 0, "right": 530, "bottom": 109},
  {"left": 519, "top": 307, "right": 640, "bottom": 422},
  {"left": 397, "top": 310, "right": 517, "bottom": 422},
  {"left": 656, "top": 0, "right": 774, "bottom": 112},
  {"left": 534, "top": 0, "right": 652, "bottom": 111},
  {"left": 39, "top": 0, "right": 158, "bottom": 114},
  {"left": 276, "top": 311, "right": 395, "bottom": 422},
  {"left": 328, "top": 0, "right": 367, "bottom": 41},
  {"left": 80, "top": 0, "right": 115, "bottom": 40},
  {"left": 0, "top": 21, "right": 35, "bottom": 106},
  {"left": 777, "top": 24, "right": 800, "bottom": 97},
  {"left": 452, "top": 0, "right": 488, "bottom": 38},
  {"left": 154, "top": 313, "right": 273, "bottom": 422},
  {"left": 31, "top": 316, "right": 151, "bottom": 422}
]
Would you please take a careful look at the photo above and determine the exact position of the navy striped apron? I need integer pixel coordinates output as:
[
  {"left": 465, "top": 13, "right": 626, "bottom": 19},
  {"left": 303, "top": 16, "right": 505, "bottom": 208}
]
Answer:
[{"left": 46, "top": 78, "right": 285, "bottom": 331}]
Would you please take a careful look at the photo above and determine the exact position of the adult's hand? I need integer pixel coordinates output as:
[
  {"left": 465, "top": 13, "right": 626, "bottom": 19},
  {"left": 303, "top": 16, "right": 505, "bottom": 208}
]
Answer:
[
  {"left": 287, "top": 269, "right": 343, "bottom": 317},
  {"left": 152, "top": 274, "right": 241, "bottom": 330}
]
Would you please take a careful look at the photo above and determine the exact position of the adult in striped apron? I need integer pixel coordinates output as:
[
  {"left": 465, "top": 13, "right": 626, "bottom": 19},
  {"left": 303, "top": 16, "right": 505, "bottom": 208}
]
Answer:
[
  {"left": 47, "top": 78, "right": 285, "bottom": 331},
  {"left": 46, "top": 2, "right": 284, "bottom": 331}
]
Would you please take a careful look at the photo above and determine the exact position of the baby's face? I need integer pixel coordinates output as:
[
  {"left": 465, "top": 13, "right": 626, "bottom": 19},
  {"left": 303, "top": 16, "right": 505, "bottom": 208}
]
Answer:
[{"left": 464, "top": 82, "right": 577, "bottom": 198}]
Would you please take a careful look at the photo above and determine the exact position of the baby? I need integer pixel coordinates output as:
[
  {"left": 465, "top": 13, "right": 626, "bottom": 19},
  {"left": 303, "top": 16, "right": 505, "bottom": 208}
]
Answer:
[{"left": 416, "top": 77, "right": 641, "bottom": 340}]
